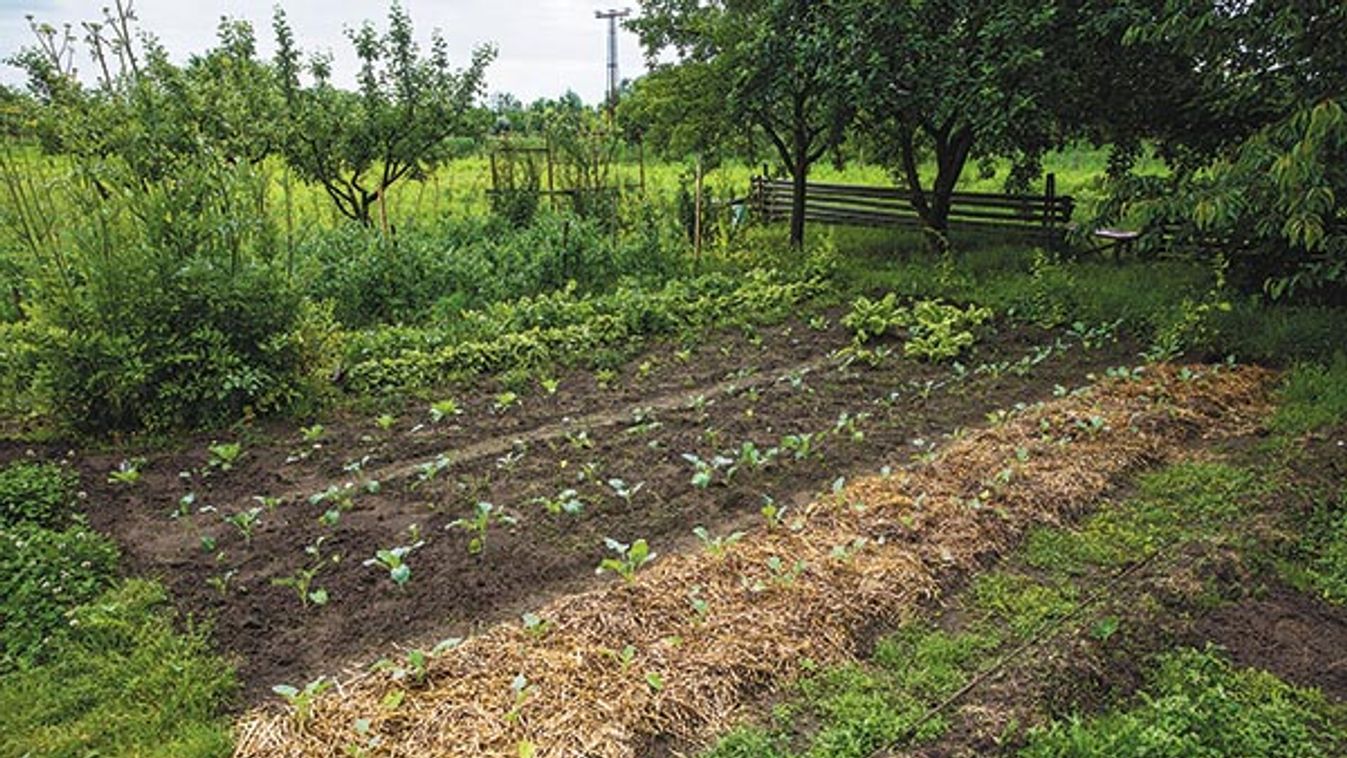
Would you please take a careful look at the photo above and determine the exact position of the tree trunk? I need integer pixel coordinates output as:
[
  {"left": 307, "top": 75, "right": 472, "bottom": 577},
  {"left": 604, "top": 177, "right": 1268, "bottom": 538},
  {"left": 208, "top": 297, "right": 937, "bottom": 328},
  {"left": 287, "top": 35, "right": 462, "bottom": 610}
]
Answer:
[{"left": 790, "top": 157, "right": 808, "bottom": 248}]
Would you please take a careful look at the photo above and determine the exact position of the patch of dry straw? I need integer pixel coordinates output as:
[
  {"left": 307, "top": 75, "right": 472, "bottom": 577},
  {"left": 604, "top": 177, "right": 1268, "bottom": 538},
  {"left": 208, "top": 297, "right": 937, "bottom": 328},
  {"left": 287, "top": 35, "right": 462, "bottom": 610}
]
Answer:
[{"left": 234, "top": 365, "right": 1272, "bottom": 757}]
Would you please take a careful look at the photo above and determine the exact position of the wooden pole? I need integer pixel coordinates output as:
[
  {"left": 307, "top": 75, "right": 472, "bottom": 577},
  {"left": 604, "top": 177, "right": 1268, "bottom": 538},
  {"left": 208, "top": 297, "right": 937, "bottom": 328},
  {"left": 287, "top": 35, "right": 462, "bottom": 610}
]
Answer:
[{"left": 694, "top": 155, "right": 704, "bottom": 258}]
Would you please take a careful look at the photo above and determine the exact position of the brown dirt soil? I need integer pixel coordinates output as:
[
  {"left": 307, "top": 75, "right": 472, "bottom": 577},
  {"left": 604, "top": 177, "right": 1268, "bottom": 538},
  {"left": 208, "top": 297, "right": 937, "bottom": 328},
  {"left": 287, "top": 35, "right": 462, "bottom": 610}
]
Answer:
[
  {"left": 1197, "top": 586, "right": 1347, "bottom": 702},
  {"left": 231, "top": 364, "right": 1270, "bottom": 757},
  {"left": 3, "top": 316, "right": 1142, "bottom": 708}
]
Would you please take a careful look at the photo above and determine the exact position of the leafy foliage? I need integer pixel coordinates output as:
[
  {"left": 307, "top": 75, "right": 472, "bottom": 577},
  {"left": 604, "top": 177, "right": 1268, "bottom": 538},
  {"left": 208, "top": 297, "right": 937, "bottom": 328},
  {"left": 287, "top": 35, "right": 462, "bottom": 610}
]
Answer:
[
  {"left": 0, "top": 461, "right": 77, "bottom": 528},
  {"left": 0, "top": 522, "right": 119, "bottom": 669},
  {"left": 272, "top": 3, "right": 495, "bottom": 227},
  {"left": 1021, "top": 647, "right": 1347, "bottom": 757},
  {"left": 0, "top": 580, "right": 236, "bottom": 757}
]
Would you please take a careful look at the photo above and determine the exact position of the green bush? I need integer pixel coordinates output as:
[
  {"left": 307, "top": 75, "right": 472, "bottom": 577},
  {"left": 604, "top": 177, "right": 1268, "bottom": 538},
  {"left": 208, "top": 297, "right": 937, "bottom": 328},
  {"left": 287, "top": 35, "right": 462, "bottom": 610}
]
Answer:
[
  {"left": 0, "top": 461, "right": 78, "bottom": 529},
  {"left": 1021, "top": 647, "right": 1347, "bottom": 757},
  {"left": 301, "top": 211, "right": 688, "bottom": 329},
  {"left": 0, "top": 579, "right": 236, "bottom": 757},
  {"left": 0, "top": 522, "right": 119, "bottom": 670},
  {"left": 29, "top": 262, "right": 339, "bottom": 433}
]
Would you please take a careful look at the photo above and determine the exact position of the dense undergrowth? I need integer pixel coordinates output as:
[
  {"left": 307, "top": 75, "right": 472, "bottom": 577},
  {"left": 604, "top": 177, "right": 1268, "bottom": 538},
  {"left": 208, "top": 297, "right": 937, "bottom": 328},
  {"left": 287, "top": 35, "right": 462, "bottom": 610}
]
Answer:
[{"left": 0, "top": 460, "right": 236, "bottom": 755}]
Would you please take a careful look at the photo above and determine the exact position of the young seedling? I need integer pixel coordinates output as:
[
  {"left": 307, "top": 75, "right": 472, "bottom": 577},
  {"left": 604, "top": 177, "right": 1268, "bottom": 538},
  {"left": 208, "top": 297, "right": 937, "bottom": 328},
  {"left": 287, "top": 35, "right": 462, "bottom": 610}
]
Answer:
[
  {"left": 108, "top": 458, "right": 145, "bottom": 485},
  {"left": 732, "top": 441, "right": 778, "bottom": 476},
  {"left": 539, "top": 377, "right": 560, "bottom": 395},
  {"left": 693, "top": 526, "right": 745, "bottom": 558},
  {"left": 681, "top": 453, "right": 730, "bottom": 489},
  {"left": 272, "top": 536, "right": 338, "bottom": 608},
  {"left": 781, "top": 433, "right": 818, "bottom": 461},
  {"left": 446, "top": 501, "right": 517, "bottom": 556},
  {"left": 534, "top": 488, "right": 584, "bottom": 516},
  {"left": 494, "top": 391, "right": 520, "bottom": 412},
  {"left": 225, "top": 507, "right": 263, "bottom": 545},
  {"left": 208, "top": 442, "right": 243, "bottom": 471},
  {"left": 414, "top": 454, "right": 452, "bottom": 486},
  {"left": 272, "top": 677, "right": 332, "bottom": 727},
  {"left": 607, "top": 479, "right": 644, "bottom": 507},
  {"left": 429, "top": 399, "right": 462, "bottom": 423},
  {"left": 207, "top": 568, "right": 237, "bottom": 596},
  {"left": 520, "top": 612, "right": 550, "bottom": 638},
  {"left": 596, "top": 537, "right": 655, "bottom": 582},
  {"left": 363, "top": 541, "right": 426, "bottom": 588},
  {"left": 300, "top": 424, "right": 325, "bottom": 443},
  {"left": 376, "top": 413, "right": 397, "bottom": 431},
  {"left": 760, "top": 497, "right": 786, "bottom": 529},
  {"left": 506, "top": 673, "right": 533, "bottom": 724}
]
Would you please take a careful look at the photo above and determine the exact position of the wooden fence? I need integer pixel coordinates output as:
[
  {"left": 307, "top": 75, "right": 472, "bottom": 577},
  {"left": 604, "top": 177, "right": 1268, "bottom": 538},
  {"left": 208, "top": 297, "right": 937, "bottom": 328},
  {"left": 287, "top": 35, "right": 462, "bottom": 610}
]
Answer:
[{"left": 750, "top": 174, "right": 1074, "bottom": 241}]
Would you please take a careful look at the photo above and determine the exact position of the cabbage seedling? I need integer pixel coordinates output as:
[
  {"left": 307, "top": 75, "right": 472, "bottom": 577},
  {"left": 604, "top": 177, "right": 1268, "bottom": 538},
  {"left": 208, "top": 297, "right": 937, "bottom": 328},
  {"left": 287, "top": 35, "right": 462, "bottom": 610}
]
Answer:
[
  {"left": 596, "top": 537, "right": 655, "bottom": 582},
  {"left": 534, "top": 489, "right": 584, "bottom": 516},
  {"left": 225, "top": 507, "right": 263, "bottom": 544},
  {"left": 208, "top": 442, "right": 243, "bottom": 471},
  {"left": 493, "top": 391, "right": 520, "bottom": 411},
  {"left": 376, "top": 413, "right": 397, "bottom": 431},
  {"left": 300, "top": 424, "right": 325, "bottom": 443},
  {"left": 272, "top": 677, "right": 331, "bottom": 727},
  {"left": 363, "top": 541, "right": 425, "bottom": 588},
  {"left": 447, "top": 501, "right": 517, "bottom": 556},
  {"left": 607, "top": 478, "right": 644, "bottom": 507},
  {"left": 429, "top": 399, "right": 462, "bottom": 423},
  {"left": 693, "top": 526, "right": 745, "bottom": 558},
  {"left": 108, "top": 458, "right": 145, "bottom": 485},
  {"left": 781, "top": 433, "right": 818, "bottom": 461}
]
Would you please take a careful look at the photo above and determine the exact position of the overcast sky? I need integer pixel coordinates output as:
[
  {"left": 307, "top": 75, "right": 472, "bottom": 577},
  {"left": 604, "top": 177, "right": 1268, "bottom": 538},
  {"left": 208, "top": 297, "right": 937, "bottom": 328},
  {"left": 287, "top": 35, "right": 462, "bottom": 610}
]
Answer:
[{"left": 0, "top": 1, "right": 649, "bottom": 103}]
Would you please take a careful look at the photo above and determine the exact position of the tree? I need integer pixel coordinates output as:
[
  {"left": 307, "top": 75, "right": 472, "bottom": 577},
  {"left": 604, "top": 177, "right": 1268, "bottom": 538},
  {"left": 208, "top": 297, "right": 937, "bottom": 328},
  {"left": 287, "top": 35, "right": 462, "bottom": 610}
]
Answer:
[
  {"left": 1088, "top": 0, "right": 1347, "bottom": 299},
  {"left": 631, "top": 0, "right": 855, "bottom": 247},
  {"left": 849, "top": 0, "right": 1067, "bottom": 246},
  {"left": 272, "top": 3, "right": 495, "bottom": 228}
]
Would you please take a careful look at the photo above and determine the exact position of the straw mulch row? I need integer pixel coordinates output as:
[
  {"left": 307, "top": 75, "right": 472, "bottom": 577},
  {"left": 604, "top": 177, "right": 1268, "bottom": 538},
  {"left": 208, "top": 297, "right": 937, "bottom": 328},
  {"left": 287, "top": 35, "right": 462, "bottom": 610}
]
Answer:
[{"left": 234, "top": 364, "right": 1272, "bottom": 757}]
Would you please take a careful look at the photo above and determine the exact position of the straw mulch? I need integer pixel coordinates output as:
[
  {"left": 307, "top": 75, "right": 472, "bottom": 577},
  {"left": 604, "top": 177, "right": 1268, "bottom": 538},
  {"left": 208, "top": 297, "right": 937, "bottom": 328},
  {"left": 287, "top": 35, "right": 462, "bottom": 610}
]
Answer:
[{"left": 234, "top": 364, "right": 1272, "bottom": 757}]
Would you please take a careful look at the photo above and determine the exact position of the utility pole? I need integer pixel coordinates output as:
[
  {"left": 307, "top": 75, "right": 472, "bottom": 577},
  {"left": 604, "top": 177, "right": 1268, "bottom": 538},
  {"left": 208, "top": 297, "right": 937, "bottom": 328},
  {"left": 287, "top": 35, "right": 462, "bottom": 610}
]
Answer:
[{"left": 594, "top": 8, "right": 631, "bottom": 123}]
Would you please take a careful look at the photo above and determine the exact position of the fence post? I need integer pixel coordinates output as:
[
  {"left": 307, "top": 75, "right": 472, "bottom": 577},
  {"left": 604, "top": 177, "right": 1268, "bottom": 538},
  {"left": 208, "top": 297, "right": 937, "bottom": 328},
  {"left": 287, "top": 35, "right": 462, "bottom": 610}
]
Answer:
[{"left": 1044, "top": 172, "right": 1057, "bottom": 247}]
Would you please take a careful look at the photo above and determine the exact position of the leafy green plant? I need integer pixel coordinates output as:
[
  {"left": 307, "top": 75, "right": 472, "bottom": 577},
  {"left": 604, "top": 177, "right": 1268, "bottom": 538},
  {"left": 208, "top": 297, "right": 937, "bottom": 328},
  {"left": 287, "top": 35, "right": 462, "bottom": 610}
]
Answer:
[
  {"left": 494, "top": 391, "right": 520, "bottom": 411},
  {"left": 0, "top": 523, "right": 119, "bottom": 669},
  {"left": 781, "top": 433, "right": 819, "bottom": 461},
  {"left": 207, "top": 442, "right": 243, "bottom": 471},
  {"left": 363, "top": 541, "right": 426, "bottom": 588},
  {"left": 376, "top": 413, "right": 397, "bottom": 431},
  {"left": 300, "top": 424, "right": 325, "bottom": 443},
  {"left": 0, "top": 461, "right": 77, "bottom": 528},
  {"left": 693, "top": 526, "right": 745, "bottom": 558},
  {"left": 271, "top": 537, "right": 338, "bottom": 608},
  {"left": 534, "top": 489, "right": 585, "bottom": 516},
  {"left": 597, "top": 537, "right": 656, "bottom": 582},
  {"left": 429, "top": 399, "right": 462, "bottom": 423},
  {"left": 446, "top": 501, "right": 517, "bottom": 556},
  {"left": 682, "top": 453, "right": 732, "bottom": 489},
  {"left": 272, "top": 677, "right": 332, "bottom": 728},
  {"left": 108, "top": 458, "right": 145, "bottom": 486},
  {"left": 225, "top": 507, "right": 263, "bottom": 545},
  {"left": 607, "top": 478, "right": 645, "bottom": 507},
  {"left": 842, "top": 292, "right": 907, "bottom": 343}
]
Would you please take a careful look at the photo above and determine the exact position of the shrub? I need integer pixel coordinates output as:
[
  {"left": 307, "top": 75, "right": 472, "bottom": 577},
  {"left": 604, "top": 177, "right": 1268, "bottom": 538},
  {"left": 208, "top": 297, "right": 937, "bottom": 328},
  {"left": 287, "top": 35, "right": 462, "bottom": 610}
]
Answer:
[
  {"left": 0, "top": 461, "right": 78, "bottom": 529},
  {"left": 30, "top": 262, "right": 339, "bottom": 433},
  {"left": 0, "top": 579, "right": 236, "bottom": 757},
  {"left": 0, "top": 522, "right": 119, "bottom": 669}
]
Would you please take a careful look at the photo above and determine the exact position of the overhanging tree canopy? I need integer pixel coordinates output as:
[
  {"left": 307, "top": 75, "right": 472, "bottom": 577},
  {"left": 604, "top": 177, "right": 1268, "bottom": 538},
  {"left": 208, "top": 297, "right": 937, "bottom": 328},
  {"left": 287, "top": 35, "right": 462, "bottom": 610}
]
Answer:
[{"left": 631, "top": 0, "right": 855, "bottom": 247}]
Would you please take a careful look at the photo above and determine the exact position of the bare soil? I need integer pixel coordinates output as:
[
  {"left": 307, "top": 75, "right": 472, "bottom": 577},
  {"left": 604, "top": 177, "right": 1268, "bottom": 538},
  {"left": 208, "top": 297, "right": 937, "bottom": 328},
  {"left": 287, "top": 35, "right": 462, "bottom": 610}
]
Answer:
[{"left": 2, "top": 316, "right": 1141, "bottom": 706}]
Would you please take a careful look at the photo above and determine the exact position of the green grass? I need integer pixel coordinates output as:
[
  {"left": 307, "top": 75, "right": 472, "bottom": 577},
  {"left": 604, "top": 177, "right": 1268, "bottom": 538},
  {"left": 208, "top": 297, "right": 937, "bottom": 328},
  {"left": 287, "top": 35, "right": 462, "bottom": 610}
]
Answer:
[
  {"left": 1020, "top": 647, "right": 1347, "bottom": 757},
  {"left": 703, "top": 458, "right": 1272, "bottom": 757},
  {"left": 0, "top": 580, "right": 237, "bottom": 758},
  {"left": 1272, "top": 354, "right": 1347, "bottom": 436}
]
